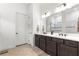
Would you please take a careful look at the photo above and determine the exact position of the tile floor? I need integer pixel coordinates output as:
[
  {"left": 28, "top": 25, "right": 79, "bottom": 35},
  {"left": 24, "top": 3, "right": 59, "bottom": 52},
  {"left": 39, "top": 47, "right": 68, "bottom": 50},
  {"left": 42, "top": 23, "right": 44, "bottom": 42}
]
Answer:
[{"left": 0, "top": 44, "right": 48, "bottom": 56}]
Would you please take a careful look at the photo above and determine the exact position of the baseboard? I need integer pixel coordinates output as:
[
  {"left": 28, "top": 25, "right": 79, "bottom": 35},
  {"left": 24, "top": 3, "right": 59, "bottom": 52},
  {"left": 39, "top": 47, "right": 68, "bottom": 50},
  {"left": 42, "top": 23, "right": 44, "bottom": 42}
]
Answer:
[
  {"left": 0, "top": 50, "right": 8, "bottom": 55},
  {"left": 16, "top": 43, "right": 28, "bottom": 47}
]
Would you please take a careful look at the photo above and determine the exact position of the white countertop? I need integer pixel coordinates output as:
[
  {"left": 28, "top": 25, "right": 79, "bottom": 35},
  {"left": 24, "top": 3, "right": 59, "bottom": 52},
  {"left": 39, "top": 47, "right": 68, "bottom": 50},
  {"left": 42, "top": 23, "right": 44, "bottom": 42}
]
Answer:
[{"left": 35, "top": 33, "right": 79, "bottom": 42}]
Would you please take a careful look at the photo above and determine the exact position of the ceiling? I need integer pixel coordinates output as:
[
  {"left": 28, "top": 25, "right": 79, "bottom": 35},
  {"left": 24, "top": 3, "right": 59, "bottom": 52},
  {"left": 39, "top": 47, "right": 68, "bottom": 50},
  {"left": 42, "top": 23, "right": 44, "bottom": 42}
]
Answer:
[{"left": 39, "top": 3, "right": 62, "bottom": 15}]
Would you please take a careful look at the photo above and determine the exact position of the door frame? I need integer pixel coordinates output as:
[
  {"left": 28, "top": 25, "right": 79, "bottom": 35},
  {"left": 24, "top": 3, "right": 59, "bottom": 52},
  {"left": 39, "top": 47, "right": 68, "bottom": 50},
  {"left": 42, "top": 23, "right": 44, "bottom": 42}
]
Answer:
[{"left": 15, "top": 12, "right": 29, "bottom": 46}]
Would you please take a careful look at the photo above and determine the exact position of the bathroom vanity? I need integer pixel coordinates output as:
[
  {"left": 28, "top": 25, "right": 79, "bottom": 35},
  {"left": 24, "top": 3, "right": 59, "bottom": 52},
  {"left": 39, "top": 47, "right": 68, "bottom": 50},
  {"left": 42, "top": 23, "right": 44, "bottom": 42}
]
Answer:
[{"left": 35, "top": 33, "right": 79, "bottom": 56}]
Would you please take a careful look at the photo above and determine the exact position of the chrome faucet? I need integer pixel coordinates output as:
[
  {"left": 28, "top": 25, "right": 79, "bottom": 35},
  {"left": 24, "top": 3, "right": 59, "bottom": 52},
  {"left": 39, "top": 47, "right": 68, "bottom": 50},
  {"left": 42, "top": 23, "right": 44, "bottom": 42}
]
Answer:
[
  {"left": 59, "top": 33, "right": 67, "bottom": 37},
  {"left": 51, "top": 31, "right": 54, "bottom": 35},
  {"left": 64, "top": 34, "right": 67, "bottom": 37},
  {"left": 59, "top": 33, "right": 63, "bottom": 36}
]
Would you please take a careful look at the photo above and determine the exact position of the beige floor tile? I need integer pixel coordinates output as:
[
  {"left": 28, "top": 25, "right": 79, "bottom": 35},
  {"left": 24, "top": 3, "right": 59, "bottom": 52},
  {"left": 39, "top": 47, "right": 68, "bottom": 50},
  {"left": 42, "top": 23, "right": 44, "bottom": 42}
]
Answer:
[{"left": 0, "top": 44, "right": 48, "bottom": 56}]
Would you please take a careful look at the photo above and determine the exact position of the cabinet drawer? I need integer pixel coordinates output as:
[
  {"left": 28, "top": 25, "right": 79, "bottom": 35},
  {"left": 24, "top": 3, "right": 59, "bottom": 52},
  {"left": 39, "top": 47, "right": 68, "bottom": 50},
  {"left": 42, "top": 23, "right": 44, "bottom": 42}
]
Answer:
[
  {"left": 64, "top": 40, "right": 77, "bottom": 47},
  {"left": 46, "top": 36, "right": 52, "bottom": 40},
  {"left": 35, "top": 34, "right": 41, "bottom": 39},
  {"left": 56, "top": 38, "right": 63, "bottom": 44},
  {"left": 51, "top": 37, "right": 57, "bottom": 42},
  {"left": 41, "top": 35, "right": 46, "bottom": 39},
  {"left": 47, "top": 37, "right": 63, "bottom": 44}
]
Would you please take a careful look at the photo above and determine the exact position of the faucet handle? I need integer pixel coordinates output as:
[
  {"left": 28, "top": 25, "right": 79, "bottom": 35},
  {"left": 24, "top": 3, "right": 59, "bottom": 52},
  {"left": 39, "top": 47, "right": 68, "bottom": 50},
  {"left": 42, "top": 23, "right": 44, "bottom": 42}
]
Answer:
[{"left": 64, "top": 34, "right": 67, "bottom": 37}]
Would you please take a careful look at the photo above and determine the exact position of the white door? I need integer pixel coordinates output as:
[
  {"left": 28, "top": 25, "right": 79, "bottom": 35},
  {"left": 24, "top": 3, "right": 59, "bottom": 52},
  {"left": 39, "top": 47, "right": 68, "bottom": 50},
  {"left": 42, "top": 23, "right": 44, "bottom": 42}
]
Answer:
[{"left": 16, "top": 12, "right": 28, "bottom": 45}]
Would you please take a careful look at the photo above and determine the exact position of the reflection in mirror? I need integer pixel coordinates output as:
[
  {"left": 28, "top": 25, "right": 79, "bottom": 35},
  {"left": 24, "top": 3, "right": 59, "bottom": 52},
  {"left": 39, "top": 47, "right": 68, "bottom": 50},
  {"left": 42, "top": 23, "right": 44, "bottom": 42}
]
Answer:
[
  {"left": 46, "top": 4, "right": 79, "bottom": 33},
  {"left": 50, "top": 15, "right": 62, "bottom": 33},
  {"left": 77, "top": 17, "right": 79, "bottom": 32},
  {"left": 46, "top": 13, "right": 62, "bottom": 33}
]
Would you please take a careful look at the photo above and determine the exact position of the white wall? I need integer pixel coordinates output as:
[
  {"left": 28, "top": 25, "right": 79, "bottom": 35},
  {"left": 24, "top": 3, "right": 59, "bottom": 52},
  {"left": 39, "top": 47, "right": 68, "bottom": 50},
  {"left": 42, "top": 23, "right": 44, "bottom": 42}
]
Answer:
[
  {"left": 0, "top": 3, "right": 46, "bottom": 50},
  {"left": 0, "top": 3, "right": 28, "bottom": 51},
  {"left": 32, "top": 4, "right": 43, "bottom": 46},
  {"left": 27, "top": 4, "right": 43, "bottom": 46},
  {"left": 33, "top": 3, "right": 43, "bottom": 34},
  {"left": 26, "top": 4, "right": 34, "bottom": 46}
]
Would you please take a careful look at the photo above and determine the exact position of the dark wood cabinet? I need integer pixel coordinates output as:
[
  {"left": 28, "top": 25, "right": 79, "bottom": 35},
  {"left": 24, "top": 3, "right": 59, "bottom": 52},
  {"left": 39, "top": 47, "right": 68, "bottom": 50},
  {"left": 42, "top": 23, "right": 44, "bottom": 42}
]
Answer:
[
  {"left": 51, "top": 37, "right": 63, "bottom": 44},
  {"left": 35, "top": 34, "right": 40, "bottom": 48},
  {"left": 35, "top": 35, "right": 46, "bottom": 51},
  {"left": 77, "top": 43, "right": 79, "bottom": 56},
  {"left": 58, "top": 43, "right": 77, "bottom": 56},
  {"left": 35, "top": 34, "right": 78, "bottom": 56},
  {"left": 58, "top": 39, "right": 78, "bottom": 56},
  {"left": 46, "top": 37, "right": 56, "bottom": 56},
  {"left": 64, "top": 40, "right": 77, "bottom": 48},
  {"left": 39, "top": 35, "right": 46, "bottom": 51}
]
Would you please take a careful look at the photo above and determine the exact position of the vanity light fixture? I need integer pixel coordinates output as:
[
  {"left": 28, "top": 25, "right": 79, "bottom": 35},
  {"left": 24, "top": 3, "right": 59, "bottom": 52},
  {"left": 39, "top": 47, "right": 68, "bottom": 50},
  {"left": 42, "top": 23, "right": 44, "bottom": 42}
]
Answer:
[
  {"left": 42, "top": 11, "right": 51, "bottom": 18},
  {"left": 55, "top": 3, "right": 78, "bottom": 13},
  {"left": 55, "top": 3, "right": 67, "bottom": 13},
  {"left": 62, "top": 3, "right": 66, "bottom": 6}
]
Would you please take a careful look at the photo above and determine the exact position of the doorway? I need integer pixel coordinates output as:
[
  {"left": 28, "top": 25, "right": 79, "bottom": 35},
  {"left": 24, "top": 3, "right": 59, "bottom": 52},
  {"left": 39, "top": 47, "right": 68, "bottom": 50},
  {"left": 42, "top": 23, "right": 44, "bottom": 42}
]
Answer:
[{"left": 16, "top": 12, "right": 29, "bottom": 46}]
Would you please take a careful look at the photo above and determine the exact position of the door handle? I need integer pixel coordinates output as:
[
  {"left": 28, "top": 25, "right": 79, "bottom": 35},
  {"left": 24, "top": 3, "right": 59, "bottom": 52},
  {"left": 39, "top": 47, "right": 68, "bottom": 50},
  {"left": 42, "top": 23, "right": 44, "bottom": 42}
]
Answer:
[{"left": 16, "top": 33, "right": 18, "bottom": 34}]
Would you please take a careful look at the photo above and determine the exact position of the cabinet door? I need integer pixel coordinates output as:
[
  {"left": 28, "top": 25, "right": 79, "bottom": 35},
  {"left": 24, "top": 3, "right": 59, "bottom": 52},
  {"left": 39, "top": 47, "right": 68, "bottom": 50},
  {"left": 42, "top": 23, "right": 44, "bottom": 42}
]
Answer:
[
  {"left": 58, "top": 44, "right": 77, "bottom": 56},
  {"left": 77, "top": 43, "right": 79, "bottom": 56},
  {"left": 40, "top": 36, "right": 46, "bottom": 51},
  {"left": 35, "top": 35, "right": 40, "bottom": 48},
  {"left": 46, "top": 37, "right": 56, "bottom": 56}
]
